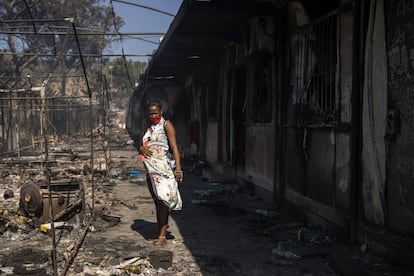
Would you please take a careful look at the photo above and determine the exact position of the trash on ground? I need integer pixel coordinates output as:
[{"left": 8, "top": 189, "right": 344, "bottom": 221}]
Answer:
[
  {"left": 255, "top": 209, "right": 278, "bottom": 218},
  {"left": 100, "top": 214, "right": 121, "bottom": 226},
  {"left": 124, "top": 264, "right": 141, "bottom": 273},
  {"left": 129, "top": 170, "right": 141, "bottom": 177},
  {"left": 272, "top": 244, "right": 302, "bottom": 260},
  {"left": 3, "top": 190, "right": 14, "bottom": 199},
  {"left": 39, "top": 221, "right": 69, "bottom": 233},
  {"left": 109, "top": 178, "right": 121, "bottom": 185},
  {"left": 109, "top": 168, "right": 123, "bottom": 176}
]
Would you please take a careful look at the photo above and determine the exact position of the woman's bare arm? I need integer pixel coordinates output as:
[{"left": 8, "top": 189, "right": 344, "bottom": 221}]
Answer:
[{"left": 165, "top": 121, "right": 183, "bottom": 181}]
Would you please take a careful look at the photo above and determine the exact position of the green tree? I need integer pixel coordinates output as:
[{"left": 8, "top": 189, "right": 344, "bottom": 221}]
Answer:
[
  {"left": 106, "top": 57, "right": 146, "bottom": 93},
  {"left": 0, "top": 0, "right": 124, "bottom": 95}
]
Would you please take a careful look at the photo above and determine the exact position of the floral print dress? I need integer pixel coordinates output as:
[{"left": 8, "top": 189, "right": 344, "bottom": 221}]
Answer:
[{"left": 141, "top": 117, "right": 182, "bottom": 210}]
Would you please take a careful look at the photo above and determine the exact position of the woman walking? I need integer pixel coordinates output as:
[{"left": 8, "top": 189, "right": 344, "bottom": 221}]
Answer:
[{"left": 139, "top": 100, "right": 183, "bottom": 246}]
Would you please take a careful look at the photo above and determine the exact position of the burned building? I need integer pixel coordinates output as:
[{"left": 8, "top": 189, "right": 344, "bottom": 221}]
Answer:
[{"left": 127, "top": 0, "right": 414, "bottom": 267}]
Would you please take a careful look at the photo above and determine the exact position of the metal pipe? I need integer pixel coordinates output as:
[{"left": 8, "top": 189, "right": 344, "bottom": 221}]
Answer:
[
  {"left": 89, "top": 96, "right": 95, "bottom": 215},
  {"left": 0, "top": 30, "right": 165, "bottom": 36},
  {"left": 8, "top": 90, "right": 14, "bottom": 159},
  {"left": 40, "top": 73, "right": 58, "bottom": 276},
  {"left": 69, "top": 20, "right": 96, "bottom": 218},
  {"left": 0, "top": 18, "right": 72, "bottom": 23},
  {"left": 0, "top": 74, "right": 102, "bottom": 78},
  {"left": 0, "top": 87, "right": 42, "bottom": 93},
  {"left": 62, "top": 220, "right": 90, "bottom": 275},
  {"left": 70, "top": 19, "right": 91, "bottom": 98},
  {"left": 0, "top": 52, "right": 153, "bottom": 57}
]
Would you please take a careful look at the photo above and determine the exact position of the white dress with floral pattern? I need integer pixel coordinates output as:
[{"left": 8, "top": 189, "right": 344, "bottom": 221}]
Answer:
[{"left": 141, "top": 117, "right": 182, "bottom": 210}]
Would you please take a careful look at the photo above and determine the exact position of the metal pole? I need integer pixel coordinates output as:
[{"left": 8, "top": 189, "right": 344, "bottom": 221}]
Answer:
[
  {"left": 62, "top": 221, "right": 90, "bottom": 275},
  {"left": 109, "top": 65, "right": 113, "bottom": 109},
  {"left": 0, "top": 52, "right": 153, "bottom": 57},
  {"left": 40, "top": 73, "right": 58, "bottom": 275},
  {"left": 8, "top": 90, "right": 14, "bottom": 165},
  {"left": 89, "top": 97, "right": 95, "bottom": 215},
  {"left": 69, "top": 17, "right": 96, "bottom": 216}
]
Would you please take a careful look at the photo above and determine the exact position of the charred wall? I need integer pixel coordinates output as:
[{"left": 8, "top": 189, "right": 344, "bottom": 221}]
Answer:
[{"left": 385, "top": 0, "right": 414, "bottom": 236}]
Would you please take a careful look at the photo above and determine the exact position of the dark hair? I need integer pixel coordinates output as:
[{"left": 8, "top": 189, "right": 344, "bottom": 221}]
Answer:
[{"left": 147, "top": 99, "right": 162, "bottom": 110}]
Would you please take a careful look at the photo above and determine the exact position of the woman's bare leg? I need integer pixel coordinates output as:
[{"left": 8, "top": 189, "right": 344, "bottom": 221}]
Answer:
[
  {"left": 147, "top": 177, "right": 169, "bottom": 245},
  {"left": 154, "top": 202, "right": 169, "bottom": 245}
]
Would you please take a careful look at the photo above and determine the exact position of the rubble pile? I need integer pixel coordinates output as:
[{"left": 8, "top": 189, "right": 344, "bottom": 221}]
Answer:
[
  {"left": 0, "top": 128, "right": 113, "bottom": 274},
  {"left": 0, "top": 127, "right": 185, "bottom": 275}
]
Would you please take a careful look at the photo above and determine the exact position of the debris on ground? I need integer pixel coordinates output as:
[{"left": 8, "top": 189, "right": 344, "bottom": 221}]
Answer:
[{"left": 0, "top": 128, "right": 409, "bottom": 275}]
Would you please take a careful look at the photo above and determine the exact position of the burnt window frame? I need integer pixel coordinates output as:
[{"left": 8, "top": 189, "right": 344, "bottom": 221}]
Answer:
[{"left": 288, "top": 6, "right": 341, "bottom": 125}]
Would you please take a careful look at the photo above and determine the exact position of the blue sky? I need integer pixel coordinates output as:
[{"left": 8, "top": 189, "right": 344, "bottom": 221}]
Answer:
[{"left": 107, "top": 0, "right": 183, "bottom": 62}]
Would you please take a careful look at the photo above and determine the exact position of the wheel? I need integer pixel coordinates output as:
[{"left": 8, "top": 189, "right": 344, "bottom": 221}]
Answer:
[{"left": 19, "top": 183, "right": 43, "bottom": 217}]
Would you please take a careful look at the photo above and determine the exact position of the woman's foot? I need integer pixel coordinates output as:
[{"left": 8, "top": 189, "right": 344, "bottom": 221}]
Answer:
[{"left": 153, "top": 235, "right": 166, "bottom": 246}]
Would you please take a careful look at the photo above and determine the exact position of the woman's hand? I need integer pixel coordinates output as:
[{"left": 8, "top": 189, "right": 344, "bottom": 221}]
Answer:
[
  {"left": 140, "top": 146, "right": 152, "bottom": 158},
  {"left": 174, "top": 169, "right": 183, "bottom": 183}
]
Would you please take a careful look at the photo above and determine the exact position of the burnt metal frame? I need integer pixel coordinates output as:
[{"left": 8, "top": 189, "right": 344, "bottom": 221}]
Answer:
[{"left": 289, "top": 9, "right": 341, "bottom": 125}]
